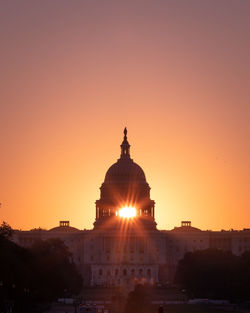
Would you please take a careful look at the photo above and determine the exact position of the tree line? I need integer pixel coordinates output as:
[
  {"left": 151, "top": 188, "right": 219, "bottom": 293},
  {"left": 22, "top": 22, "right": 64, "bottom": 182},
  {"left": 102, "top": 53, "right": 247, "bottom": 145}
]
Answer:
[
  {"left": 0, "top": 222, "right": 82, "bottom": 313},
  {"left": 176, "top": 248, "right": 250, "bottom": 301}
]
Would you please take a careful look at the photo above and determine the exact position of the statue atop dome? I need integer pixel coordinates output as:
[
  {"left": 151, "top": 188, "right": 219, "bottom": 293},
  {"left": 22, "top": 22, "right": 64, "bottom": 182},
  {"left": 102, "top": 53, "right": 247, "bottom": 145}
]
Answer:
[
  {"left": 120, "top": 127, "right": 130, "bottom": 159},
  {"left": 124, "top": 127, "right": 127, "bottom": 136}
]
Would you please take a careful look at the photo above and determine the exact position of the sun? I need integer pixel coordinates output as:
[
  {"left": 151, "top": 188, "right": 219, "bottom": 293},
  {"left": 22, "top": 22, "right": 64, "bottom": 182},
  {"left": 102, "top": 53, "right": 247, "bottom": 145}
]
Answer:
[{"left": 118, "top": 206, "right": 137, "bottom": 218}]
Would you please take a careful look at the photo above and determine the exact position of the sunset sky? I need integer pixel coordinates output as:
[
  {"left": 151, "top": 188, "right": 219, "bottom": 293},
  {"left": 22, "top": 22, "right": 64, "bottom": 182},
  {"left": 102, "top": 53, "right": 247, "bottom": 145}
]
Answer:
[{"left": 0, "top": 0, "right": 249, "bottom": 231}]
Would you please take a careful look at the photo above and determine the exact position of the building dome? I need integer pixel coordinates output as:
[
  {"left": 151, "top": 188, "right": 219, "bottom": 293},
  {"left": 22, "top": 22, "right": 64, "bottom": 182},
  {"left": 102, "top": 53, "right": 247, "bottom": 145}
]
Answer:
[
  {"left": 104, "top": 158, "right": 146, "bottom": 184},
  {"left": 49, "top": 226, "right": 79, "bottom": 232},
  {"left": 49, "top": 221, "right": 79, "bottom": 232},
  {"left": 94, "top": 128, "right": 156, "bottom": 230},
  {"left": 171, "top": 221, "right": 201, "bottom": 232}
]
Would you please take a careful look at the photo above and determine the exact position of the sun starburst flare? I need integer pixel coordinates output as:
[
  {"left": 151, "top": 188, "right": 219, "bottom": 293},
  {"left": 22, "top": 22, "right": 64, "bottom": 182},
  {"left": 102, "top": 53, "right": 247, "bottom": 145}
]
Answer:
[{"left": 118, "top": 206, "right": 137, "bottom": 218}]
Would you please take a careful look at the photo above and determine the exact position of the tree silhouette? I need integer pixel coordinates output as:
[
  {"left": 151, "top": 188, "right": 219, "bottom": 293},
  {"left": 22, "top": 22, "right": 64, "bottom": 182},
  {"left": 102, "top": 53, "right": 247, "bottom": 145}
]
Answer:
[
  {"left": 176, "top": 249, "right": 250, "bottom": 301},
  {"left": 124, "top": 284, "right": 153, "bottom": 313},
  {"left": 0, "top": 221, "right": 13, "bottom": 239},
  {"left": 0, "top": 226, "right": 82, "bottom": 312}
]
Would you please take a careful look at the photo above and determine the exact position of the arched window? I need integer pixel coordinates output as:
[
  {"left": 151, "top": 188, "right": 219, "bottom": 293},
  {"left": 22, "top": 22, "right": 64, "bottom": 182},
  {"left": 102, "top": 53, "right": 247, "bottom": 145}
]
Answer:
[
  {"left": 107, "top": 270, "right": 111, "bottom": 276},
  {"left": 147, "top": 269, "right": 151, "bottom": 277},
  {"left": 115, "top": 269, "right": 119, "bottom": 276},
  {"left": 123, "top": 269, "right": 127, "bottom": 276},
  {"left": 99, "top": 269, "right": 103, "bottom": 276},
  {"left": 139, "top": 268, "right": 143, "bottom": 276}
]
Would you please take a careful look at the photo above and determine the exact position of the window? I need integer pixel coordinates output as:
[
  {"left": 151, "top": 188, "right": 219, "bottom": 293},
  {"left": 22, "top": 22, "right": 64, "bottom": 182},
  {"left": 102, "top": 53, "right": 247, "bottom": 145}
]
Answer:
[
  {"left": 123, "top": 269, "right": 127, "bottom": 276},
  {"left": 143, "top": 209, "right": 149, "bottom": 215},
  {"left": 116, "top": 247, "right": 120, "bottom": 253},
  {"left": 115, "top": 269, "right": 119, "bottom": 276},
  {"left": 147, "top": 269, "right": 151, "bottom": 277},
  {"left": 99, "top": 269, "right": 103, "bottom": 276},
  {"left": 139, "top": 241, "right": 145, "bottom": 253},
  {"left": 105, "top": 237, "right": 111, "bottom": 253}
]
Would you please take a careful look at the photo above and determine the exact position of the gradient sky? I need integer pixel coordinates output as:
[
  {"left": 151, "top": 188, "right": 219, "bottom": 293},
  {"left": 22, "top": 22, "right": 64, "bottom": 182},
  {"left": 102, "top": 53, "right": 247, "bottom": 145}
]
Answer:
[{"left": 0, "top": 0, "right": 249, "bottom": 231}]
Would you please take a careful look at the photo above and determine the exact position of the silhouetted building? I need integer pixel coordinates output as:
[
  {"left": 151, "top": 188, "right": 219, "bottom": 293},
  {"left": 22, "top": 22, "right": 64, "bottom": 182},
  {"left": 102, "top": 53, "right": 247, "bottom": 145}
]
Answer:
[
  {"left": 94, "top": 128, "right": 156, "bottom": 231},
  {"left": 13, "top": 129, "right": 250, "bottom": 288}
]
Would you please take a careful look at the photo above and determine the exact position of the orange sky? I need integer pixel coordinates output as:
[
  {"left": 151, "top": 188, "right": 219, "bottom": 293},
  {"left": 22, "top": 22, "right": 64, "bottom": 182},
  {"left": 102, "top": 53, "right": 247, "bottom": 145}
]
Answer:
[{"left": 0, "top": 1, "right": 249, "bottom": 231}]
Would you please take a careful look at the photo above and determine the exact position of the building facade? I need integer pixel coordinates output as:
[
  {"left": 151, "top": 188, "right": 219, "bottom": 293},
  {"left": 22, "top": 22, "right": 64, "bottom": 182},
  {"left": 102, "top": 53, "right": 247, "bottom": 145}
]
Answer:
[{"left": 13, "top": 129, "right": 250, "bottom": 288}]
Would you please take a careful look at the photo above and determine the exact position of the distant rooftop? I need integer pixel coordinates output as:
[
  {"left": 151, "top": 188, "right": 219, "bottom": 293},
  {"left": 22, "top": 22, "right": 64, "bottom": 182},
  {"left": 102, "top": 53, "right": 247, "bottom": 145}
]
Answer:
[
  {"left": 171, "top": 221, "right": 201, "bottom": 232},
  {"left": 49, "top": 221, "right": 79, "bottom": 232}
]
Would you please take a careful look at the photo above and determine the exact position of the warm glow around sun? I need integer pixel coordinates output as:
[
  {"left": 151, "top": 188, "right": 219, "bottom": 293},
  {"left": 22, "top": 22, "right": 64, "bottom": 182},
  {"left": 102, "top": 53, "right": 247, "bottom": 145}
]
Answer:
[
  {"left": 118, "top": 206, "right": 137, "bottom": 218},
  {"left": 0, "top": 2, "right": 250, "bottom": 232}
]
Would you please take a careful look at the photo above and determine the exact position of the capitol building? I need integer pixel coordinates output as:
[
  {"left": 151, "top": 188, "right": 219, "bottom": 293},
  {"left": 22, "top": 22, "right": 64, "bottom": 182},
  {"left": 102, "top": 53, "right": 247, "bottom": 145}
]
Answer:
[{"left": 13, "top": 129, "right": 250, "bottom": 289}]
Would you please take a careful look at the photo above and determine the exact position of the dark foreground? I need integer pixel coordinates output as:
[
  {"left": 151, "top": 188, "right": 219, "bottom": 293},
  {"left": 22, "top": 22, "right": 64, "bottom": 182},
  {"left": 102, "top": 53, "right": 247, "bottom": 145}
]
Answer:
[{"left": 44, "top": 303, "right": 250, "bottom": 313}]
